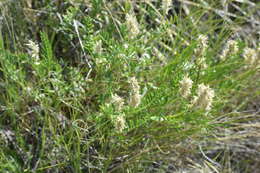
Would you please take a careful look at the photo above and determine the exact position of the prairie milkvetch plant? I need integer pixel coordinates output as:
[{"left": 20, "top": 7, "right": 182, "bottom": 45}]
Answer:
[
  {"left": 243, "top": 47, "right": 258, "bottom": 67},
  {"left": 220, "top": 39, "right": 239, "bottom": 61},
  {"left": 1, "top": 1, "right": 260, "bottom": 172},
  {"left": 179, "top": 75, "right": 193, "bottom": 98},
  {"left": 126, "top": 13, "right": 140, "bottom": 39},
  {"left": 192, "top": 84, "right": 215, "bottom": 112},
  {"left": 129, "top": 77, "right": 142, "bottom": 108}
]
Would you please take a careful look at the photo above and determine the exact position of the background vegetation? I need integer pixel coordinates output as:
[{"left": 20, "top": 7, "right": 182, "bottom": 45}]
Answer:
[{"left": 0, "top": 0, "right": 259, "bottom": 172}]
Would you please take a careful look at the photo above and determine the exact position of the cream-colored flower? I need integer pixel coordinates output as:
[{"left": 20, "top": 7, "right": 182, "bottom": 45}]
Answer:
[
  {"left": 26, "top": 40, "right": 39, "bottom": 60},
  {"left": 114, "top": 114, "right": 126, "bottom": 133},
  {"left": 126, "top": 13, "right": 140, "bottom": 38},
  {"left": 129, "top": 77, "right": 141, "bottom": 107},
  {"left": 162, "top": 0, "right": 172, "bottom": 14},
  {"left": 194, "top": 35, "right": 208, "bottom": 69},
  {"left": 179, "top": 75, "right": 193, "bottom": 98},
  {"left": 130, "top": 77, "right": 140, "bottom": 93},
  {"left": 220, "top": 39, "right": 238, "bottom": 60},
  {"left": 243, "top": 47, "right": 257, "bottom": 67},
  {"left": 194, "top": 35, "right": 208, "bottom": 56},
  {"left": 111, "top": 94, "right": 124, "bottom": 111},
  {"left": 197, "top": 56, "right": 208, "bottom": 69},
  {"left": 199, "top": 35, "right": 208, "bottom": 49},
  {"left": 192, "top": 84, "right": 214, "bottom": 111}
]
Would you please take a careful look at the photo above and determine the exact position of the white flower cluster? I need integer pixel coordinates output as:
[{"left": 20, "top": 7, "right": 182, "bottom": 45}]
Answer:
[
  {"left": 192, "top": 84, "right": 215, "bottom": 112},
  {"left": 179, "top": 75, "right": 193, "bottom": 98},
  {"left": 110, "top": 77, "right": 142, "bottom": 132},
  {"left": 129, "top": 77, "right": 142, "bottom": 107},
  {"left": 110, "top": 94, "right": 126, "bottom": 132},
  {"left": 179, "top": 75, "right": 215, "bottom": 112},
  {"left": 194, "top": 35, "right": 208, "bottom": 69},
  {"left": 220, "top": 40, "right": 239, "bottom": 61},
  {"left": 26, "top": 40, "right": 40, "bottom": 64},
  {"left": 162, "top": 0, "right": 172, "bottom": 14},
  {"left": 114, "top": 114, "right": 126, "bottom": 133},
  {"left": 243, "top": 47, "right": 258, "bottom": 67},
  {"left": 126, "top": 13, "right": 140, "bottom": 38},
  {"left": 195, "top": 35, "right": 208, "bottom": 55},
  {"left": 111, "top": 94, "right": 125, "bottom": 111}
]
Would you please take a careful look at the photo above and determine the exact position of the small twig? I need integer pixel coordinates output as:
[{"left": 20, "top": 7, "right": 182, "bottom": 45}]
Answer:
[
  {"left": 199, "top": 145, "right": 222, "bottom": 168},
  {"left": 73, "top": 20, "right": 92, "bottom": 70}
]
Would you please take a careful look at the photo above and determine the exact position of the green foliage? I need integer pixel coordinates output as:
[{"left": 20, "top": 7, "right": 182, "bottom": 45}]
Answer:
[{"left": 0, "top": 0, "right": 259, "bottom": 172}]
